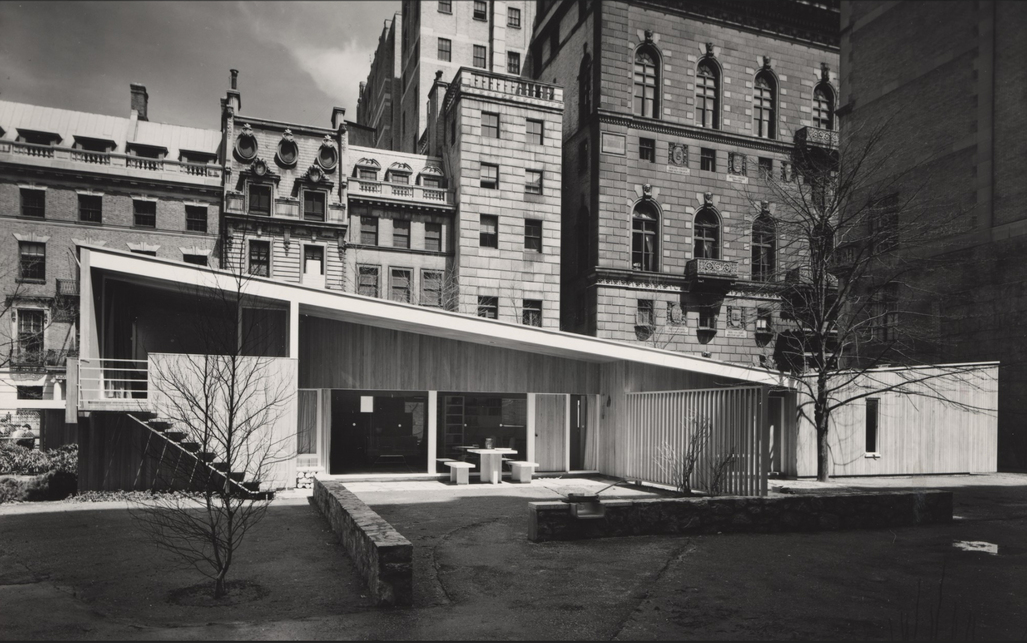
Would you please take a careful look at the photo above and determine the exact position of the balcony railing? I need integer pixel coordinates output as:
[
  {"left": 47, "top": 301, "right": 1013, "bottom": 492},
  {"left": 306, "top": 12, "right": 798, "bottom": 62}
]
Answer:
[
  {"left": 685, "top": 258, "right": 739, "bottom": 293},
  {"left": 56, "top": 278, "right": 79, "bottom": 297},
  {"left": 349, "top": 178, "right": 454, "bottom": 206},
  {"left": 0, "top": 140, "right": 222, "bottom": 180},
  {"left": 78, "top": 358, "right": 149, "bottom": 408},
  {"left": 456, "top": 69, "right": 561, "bottom": 102},
  {"left": 794, "top": 126, "right": 839, "bottom": 150}
]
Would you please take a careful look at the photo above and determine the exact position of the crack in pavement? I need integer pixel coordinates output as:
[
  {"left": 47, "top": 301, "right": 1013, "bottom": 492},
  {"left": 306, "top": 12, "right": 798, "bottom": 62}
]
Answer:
[
  {"left": 608, "top": 541, "right": 695, "bottom": 641},
  {"left": 429, "top": 516, "right": 504, "bottom": 606}
]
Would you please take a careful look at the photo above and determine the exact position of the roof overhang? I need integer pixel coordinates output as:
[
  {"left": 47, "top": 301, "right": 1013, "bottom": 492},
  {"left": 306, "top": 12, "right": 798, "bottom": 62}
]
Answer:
[{"left": 79, "top": 246, "right": 795, "bottom": 388}]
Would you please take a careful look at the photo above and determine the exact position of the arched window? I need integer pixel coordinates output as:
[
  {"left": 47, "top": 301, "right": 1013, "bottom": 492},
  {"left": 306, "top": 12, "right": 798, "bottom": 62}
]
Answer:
[
  {"left": 812, "top": 83, "right": 835, "bottom": 131},
  {"left": 694, "top": 208, "right": 720, "bottom": 259},
  {"left": 753, "top": 72, "right": 776, "bottom": 139},
  {"left": 632, "top": 201, "right": 659, "bottom": 271},
  {"left": 695, "top": 60, "right": 719, "bottom": 129},
  {"left": 633, "top": 47, "right": 659, "bottom": 119},
  {"left": 751, "top": 214, "right": 776, "bottom": 282}
]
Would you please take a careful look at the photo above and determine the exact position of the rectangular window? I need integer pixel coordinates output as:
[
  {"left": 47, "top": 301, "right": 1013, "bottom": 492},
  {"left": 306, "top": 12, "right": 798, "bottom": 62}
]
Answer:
[
  {"left": 507, "top": 51, "right": 521, "bottom": 75},
  {"left": 303, "top": 191, "right": 326, "bottom": 222},
  {"left": 758, "top": 157, "right": 773, "bottom": 179},
  {"left": 358, "top": 265, "right": 380, "bottom": 298},
  {"left": 130, "top": 249, "right": 156, "bottom": 256},
  {"left": 508, "top": 7, "right": 521, "bottom": 28},
  {"left": 183, "top": 254, "right": 207, "bottom": 266},
  {"left": 18, "top": 242, "right": 46, "bottom": 282},
  {"left": 527, "top": 119, "right": 544, "bottom": 145},
  {"left": 438, "top": 37, "right": 452, "bottom": 62},
  {"left": 756, "top": 308, "right": 773, "bottom": 333},
  {"left": 478, "top": 296, "right": 498, "bottom": 319},
  {"left": 393, "top": 219, "right": 410, "bottom": 248},
  {"left": 133, "top": 200, "right": 156, "bottom": 228},
  {"left": 525, "top": 169, "right": 543, "bottom": 195},
  {"left": 422, "top": 270, "right": 443, "bottom": 307},
  {"left": 480, "top": 163, "right": 499, "bottom": 189},
  {"left": 700, "top": 148, "right": 716, "bottom": 172},
  {"left": 422, "top": 177, "right": 442, "bottom": 189},
  {"left": 480, "top": 214, "right": 498, "bottom": 248},
  {"left": 522, "top": 300, "right": 542, "bottom": 327},
  {"left": 438, "top": 0, "right": 452, "bottom": 13},
  {"left": 248, "top": 184, "right": 271, "bottom": 216},
  {"left": 473, "top": 45, "right": 487, "bottom": 69},
  {"left": 79, "top": 194, "right": 102, "bottom": 224},
  {"left": 482, "top": 112, "right": 500, "bottom": 139},
  {"left": 17, "top": 386, "right": 44, "bottom": 400},
  {"left": 473, "top": 0, "right": 487, "bottom": 20},
  {"left": 17, "top": 309, "right": 45, "bottom": 365},
  {"left": 20, "top": 188, "right": 45, "bottom": 218},
  {"left": 390, "top": 268, "right": 412, "bottom": 303},
  {"left": 360, "top": 216, "right": 378, "bottom": 245},
  {"left": 636, "top": 300, "right": 655, "bottom": 327},
  {"left": 425, "top": 222, "right": 442, "bottom": 252},
  {"left": 358, "top": 167, "right": 377, "bottom": 180},
  {"left": 698, "top": 306, "right": 718, "bottom": 330},
  {"left": 248, "top": 241, "right": 270, "bottom": 277},
  {"left": 524, "top": 219, "right": 543, "bottom": 252},
  {"left": 866, "top": 398, "right": 880, "bottom": 453},
  {"left": 639, "top": 137, "right": 656, "bottom": 162},
  {"left": 185, "top": 205, "right": 207, "bottom": 232}
]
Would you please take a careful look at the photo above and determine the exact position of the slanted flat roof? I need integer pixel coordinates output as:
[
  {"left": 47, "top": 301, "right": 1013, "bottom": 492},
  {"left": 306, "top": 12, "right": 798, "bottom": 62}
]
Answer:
[{"left": 81, "top": 246, "right": 794, "bottom": 388}]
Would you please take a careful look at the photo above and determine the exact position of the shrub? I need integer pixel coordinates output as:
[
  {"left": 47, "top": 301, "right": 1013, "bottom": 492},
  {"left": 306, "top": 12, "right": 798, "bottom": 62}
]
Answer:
[{"left": 0, "top": 443, "right": 78, "bottom": 475}]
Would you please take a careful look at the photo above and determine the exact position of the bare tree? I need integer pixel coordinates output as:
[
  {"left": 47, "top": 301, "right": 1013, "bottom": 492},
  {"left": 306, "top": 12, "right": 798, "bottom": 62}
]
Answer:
[
  {"left": 740, "top": 111, "right": 995, "bottom": 481},
  {"left": 132, "top": 241, "right": 294, "bottom": 598}
]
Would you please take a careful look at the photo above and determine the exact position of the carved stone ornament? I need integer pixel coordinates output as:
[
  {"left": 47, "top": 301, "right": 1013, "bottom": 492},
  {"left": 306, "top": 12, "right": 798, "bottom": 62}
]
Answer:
[
  {"left": 250, "top": 158, "right": 268, "bottom": 177},
  {"left": 669, "top": 143, "right": 687, "bottom": 166},
  {"left": 644, "top": 29, "right": 654, "bottom": 44},
  {"left": 763, "top": 56, "right": 772, "bottom": 70},
  {"left": 275, "top": 129, "right": 298, "bottom": 168},
  {"left": 821, "top": 62, "right": 830, "bottom": 82},
  {"left": 761, "top": 200, "right": 770, "bottom": 214},
  {"left": 306, "top": 164, "right": 324, "bottom": 184},
  {"left": 705, "top": 42, "right": 714, "bottom": 56},
  {"left": 704, "top": 191, "right": 714, "bottom": 206},
  {"left": 235, "top": 123, "right": 258, "bottom": 161},
  {"left": 642, "top": 183, "right": 654, "bottom": 199},
  {"left": 316, "top": 135, "right": 339, "bottom": 171},
  {"left": 729, "top": 153, "right": 746, "bottom": 175}
]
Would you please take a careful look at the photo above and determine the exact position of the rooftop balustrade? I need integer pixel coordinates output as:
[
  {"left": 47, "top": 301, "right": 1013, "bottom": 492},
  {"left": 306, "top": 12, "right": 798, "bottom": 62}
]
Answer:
[{"left": 348, "top": 177, "right": 454, "bottom": 207}]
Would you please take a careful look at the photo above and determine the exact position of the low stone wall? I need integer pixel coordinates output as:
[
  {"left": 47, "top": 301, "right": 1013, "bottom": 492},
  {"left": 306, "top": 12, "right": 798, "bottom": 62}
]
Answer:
[
  {"left": 529, "top": 491, "right": 953, "bottom": 542},
  {"left": 312, "top": 478, "right": 413, "bottom": 607}
]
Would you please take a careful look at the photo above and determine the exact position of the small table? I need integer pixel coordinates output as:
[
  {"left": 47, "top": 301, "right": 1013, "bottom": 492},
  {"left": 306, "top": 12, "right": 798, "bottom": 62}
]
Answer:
[{"left": 467, "top": 448, "right": 518, "bottom": 484}]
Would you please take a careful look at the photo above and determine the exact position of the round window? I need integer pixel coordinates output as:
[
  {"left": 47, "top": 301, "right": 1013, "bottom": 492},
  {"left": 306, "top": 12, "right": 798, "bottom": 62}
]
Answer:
[
  {"left": 235, "top": 133, "right": 258, "bottom": 161},
  {"left": 276, "top": 139, "right": 298, "bottom": 167},
  {"left": 317, "top": 144, "right": 338, "bottom": 171}
]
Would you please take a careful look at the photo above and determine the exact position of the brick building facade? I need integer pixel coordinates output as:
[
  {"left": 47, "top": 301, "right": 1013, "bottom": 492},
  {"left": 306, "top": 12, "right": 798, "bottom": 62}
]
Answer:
[
  {"left": 530, "top": 0, "right": 840, "bottom": 365},
  {"left": 0, "top": 87, "right": 222, "bottom": 433},
  {"left": 841, "top": 0, "right": 1027, "bottom": 468}
]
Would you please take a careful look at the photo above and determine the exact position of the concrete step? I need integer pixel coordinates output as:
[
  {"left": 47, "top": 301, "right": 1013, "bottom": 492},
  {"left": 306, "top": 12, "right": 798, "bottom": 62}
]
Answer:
[
  {"left": 165, "top": 431, "right": 187, "bottom": 442},
  {"left": 180, "top": 442, "right": 200, "bottom": 453}
]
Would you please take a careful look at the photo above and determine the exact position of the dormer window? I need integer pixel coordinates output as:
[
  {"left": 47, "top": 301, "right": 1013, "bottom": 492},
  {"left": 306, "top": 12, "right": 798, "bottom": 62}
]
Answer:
[
  {"left": 73, "top": 136, "right": 115, "bottom": 153},
  {"left": 387, "top": 162, "right": 413, "bottom": 185},
  {"left": 418, "top": 165, "right": 446, "bottom": 189},
  {"left": 127, "top": 143, "right": 166, "bottom": 159},
  {"left": 179, "top": 150, "right": 216, "bottom": 165},
  {"left": 389, "top": 173, "right": 410, "bottom": 185},
  {"left": 354, "top": 158, "right": 381, "bottom": 181},
  {"left": 17, "top": 129, "right": 62, "bottom": 147}
]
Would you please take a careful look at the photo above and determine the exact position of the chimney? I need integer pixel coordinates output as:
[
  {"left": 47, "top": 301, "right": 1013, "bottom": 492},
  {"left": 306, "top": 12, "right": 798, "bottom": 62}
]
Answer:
[
  {"left": 226, "top": 69, "right": 241, "bottom": 112},
  {"left": 332, "top": 106, "right": 346, "bottom": 130},
  {"left": 130, "top": 83, "right": 149, "bottom": 121}
]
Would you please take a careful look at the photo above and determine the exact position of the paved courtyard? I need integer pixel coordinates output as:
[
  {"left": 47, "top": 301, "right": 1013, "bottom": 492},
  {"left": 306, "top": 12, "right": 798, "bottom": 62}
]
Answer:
[{"left": 1, "top": 473, "right": 1025, "bottom": 640}]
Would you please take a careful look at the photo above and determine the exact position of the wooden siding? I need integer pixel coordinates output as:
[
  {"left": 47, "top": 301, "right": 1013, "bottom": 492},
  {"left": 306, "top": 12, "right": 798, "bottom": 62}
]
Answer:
[
  {"left": 535, "top": 394, "right": 567, "bottom": 472},
  {"left": 79, "top": 412, "right": 183, "bottom": 491},
  {"left": 795, "top": 365, "right": 999, "bottom": 476},
  {"left": 299, "top": 317, "right": 601, "bottom": 394},
  {"left": 622, "top": 388, "right": 769, "bottom": 496},
  {"left": 298, "top": 389, "right": 317, "bottom": 455}
]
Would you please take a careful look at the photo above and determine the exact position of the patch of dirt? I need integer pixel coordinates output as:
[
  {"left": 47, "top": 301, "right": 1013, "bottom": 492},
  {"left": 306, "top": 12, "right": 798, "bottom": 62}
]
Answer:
[{"left": 168, "top": 579, "right": 270, "bottom": 607}]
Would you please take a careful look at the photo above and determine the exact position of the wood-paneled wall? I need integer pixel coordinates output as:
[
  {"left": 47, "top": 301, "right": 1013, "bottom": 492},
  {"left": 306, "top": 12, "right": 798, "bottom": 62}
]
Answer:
[
  {"left": 535, "top": 394, "right": 567, "bottom": 472},
  {"left": 795, "top": 365, "right": 999, "bottom": 476},
  {"left": 299, "top": 317, "right": 601, "bottom": 394}
]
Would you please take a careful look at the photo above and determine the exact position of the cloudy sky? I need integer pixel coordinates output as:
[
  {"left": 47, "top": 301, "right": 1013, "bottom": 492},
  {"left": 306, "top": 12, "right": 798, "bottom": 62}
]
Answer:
[{"left": 0, "top": 1, "right": 400, "bottom": 129}]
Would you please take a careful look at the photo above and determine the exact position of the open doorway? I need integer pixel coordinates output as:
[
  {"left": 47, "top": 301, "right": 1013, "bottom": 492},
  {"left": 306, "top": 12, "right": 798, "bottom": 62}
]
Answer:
[{"left": 329, "top": 390, "right": 427, "bottom": 474}]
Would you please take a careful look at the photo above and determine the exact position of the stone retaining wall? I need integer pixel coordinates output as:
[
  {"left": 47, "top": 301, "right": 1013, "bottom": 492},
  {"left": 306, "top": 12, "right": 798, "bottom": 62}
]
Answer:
[
  {"left": 313, "top": 478, "right": 413, "bottom": 607},
  {"left": 529, "top": 491, "right": 953, "bottom": 542}
]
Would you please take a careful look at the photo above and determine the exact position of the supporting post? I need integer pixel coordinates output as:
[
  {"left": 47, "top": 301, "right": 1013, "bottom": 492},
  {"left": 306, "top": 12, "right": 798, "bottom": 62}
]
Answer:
[
  {"left": 527, "top": 393, "right": 536, "bottom": 467},
  {"left": 760, "top": 387, "right": 770, "bottom": 497},
  {"left": 427, "top": 391, "right": 438, "bottom": 474},
  {"left": 564, "top": 393, "right": 571, "bottom": 472},
  {"left": 289, "top": 299, "right": 300, "bottom": 359}
]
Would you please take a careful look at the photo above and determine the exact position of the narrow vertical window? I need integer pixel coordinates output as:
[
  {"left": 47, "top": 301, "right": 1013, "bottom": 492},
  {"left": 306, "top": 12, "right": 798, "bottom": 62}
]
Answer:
[
  {"left": 18, "top": 242, "right": 46, "bottom": 282},
  {"left": 700, "top": 147, "right": 717, "bottom": 172},
  {"left": 79, "top": 194, "right": 102, "bottom": 224},
  {"left": 425, "top": 222, "right": 442, "bottom": 252},
  {"left": 438, "top": 0, "right": 452, "bottom": 14},
  {"left": 360, "top": 216, "right": 379, "bottom": 245},
  {"left": 813, "top": 83, "right": 835, "bottom": 131},
  {"left": 694, "top": 209, "right": 720, "bottom": 259},
  {"left": 473, "top": 0, "right": 488, "bottom": 20},
  {"left": 473, "top": 45, "right": 487, "bottom": 69},
  {"left": 507, "top": 51, "right": 521, "bottom": 75},
  {"left": 866, "top": 399, "right": 880, "bottom": 453},
  {"left": 17, "top": 309, "right": 45, "bottom": 365},
  {"left": 393, "top": 219, "right": 410, "bottom": 248},
  {"left": 248, "top": 240, "right": 270, "bottom": 277},
  {"left": 358, "top": 265, "right": 380, "bottom": 297},
  {"left": 303, "top": 191, "right": 326, "bottom": 222},
  {"left": 636, "top": 300, "right": 655, "bottom": 326},
  {"left": 751, "top": 214, "right": 776, "bottom": 282},
  {"left": 20, "top": 188, "right": 45, "bottom": 218},
  {"left": 482, "top": 112, "right": 500, "bottom": 139},
  {"left": 524, "top": 219, "right": 543, "bottom": 252},
  {"left": 639, "top": 138, "right": 655, "bottom": 162},
  {"left": 390, "top": 268, "right": 412, "bottom": 303},
  {"left": 421, "top": 270, "right": 443, "bottom": 307},
  {"left": 695, "top": 60, "right": 719, "bottom": 129},
  {"left": 525, "top": 169, "right": 543, "bottom": 195},
  {"left": 633, "top": 47, "right": 659, "bottom": 118},
  {"left": 134, "top": 200, "right": 157, "bottom": 227},
  {"left": 438, "top": 37, "right": 452, "bottom": 62},
  {"left": 507, "top": 7, "right": 521, "bottom": 28},
  {"left": 248, "top": 184, "right": 271, "bottom": 215},
  {"left": 753, "top": 71, "right": 776, "bottom": 139},
  {"left": 526, "top": 119, "right": 544, "bottom": 145},
  {"left": 522, "top": 300, "right": 542, "bottom": 327},
  {"left": 480, "top": 214, "right": 498, "bottom": 248},
  {"left": 758, "top": 157, "right": 773, "bottom": 180},
  {"left": 480, "top": 163, "right": 499, "bottom": 189},
  {"left": 185, "top": 205, "right": 207, "bottom": 232},
  {"left": 632, "top": 201, "right": 658, "bottom": 272}
]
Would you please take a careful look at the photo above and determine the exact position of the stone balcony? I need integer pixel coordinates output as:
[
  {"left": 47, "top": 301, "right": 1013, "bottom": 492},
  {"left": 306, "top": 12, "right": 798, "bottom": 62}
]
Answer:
[
  {"left": 0, "top": 140, "right": 222, "bottom": 186},
  {"left": 685, "top": 258, "right": 739, "bottom": 292},
  {"left": 449, "top": 68, "right": 563, "bottom": 108},
  {"left": 348, "top": 177, "right": 454, "bottom": 208},
  {"left": 794, "top": 126, "right": 839, "bottom": 151},
  {"left": 224, "top": 193, "right": 347, "bottom": 225}
]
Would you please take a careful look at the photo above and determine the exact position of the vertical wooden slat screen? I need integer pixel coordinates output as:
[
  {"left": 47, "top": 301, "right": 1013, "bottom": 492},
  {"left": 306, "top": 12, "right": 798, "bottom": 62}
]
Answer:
[
  {"left": 621, "top": 386, "right": 768, "bottom": 496},
  {"left": 297, "top": 389, "right": 317, "bottom": 455}
]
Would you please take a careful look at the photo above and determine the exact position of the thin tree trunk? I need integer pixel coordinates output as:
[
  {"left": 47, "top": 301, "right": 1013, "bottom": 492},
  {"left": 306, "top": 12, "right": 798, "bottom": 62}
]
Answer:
[{"left": 815, "top": 378, "right": 830, "bottom": 482}]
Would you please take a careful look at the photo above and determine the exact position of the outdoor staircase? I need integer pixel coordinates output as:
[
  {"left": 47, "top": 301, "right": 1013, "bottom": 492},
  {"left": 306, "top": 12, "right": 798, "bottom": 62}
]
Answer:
[{"left": 126, "top": 413, "right": 274, "bottom": 500}]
